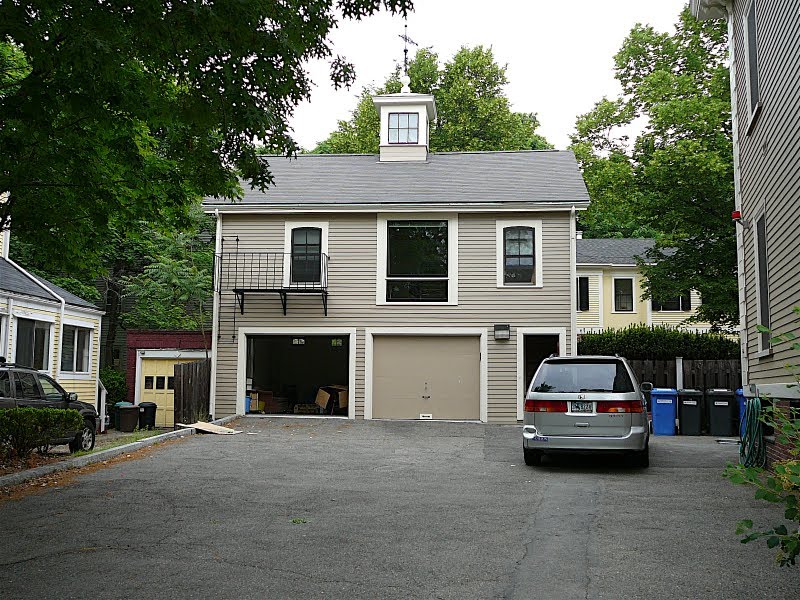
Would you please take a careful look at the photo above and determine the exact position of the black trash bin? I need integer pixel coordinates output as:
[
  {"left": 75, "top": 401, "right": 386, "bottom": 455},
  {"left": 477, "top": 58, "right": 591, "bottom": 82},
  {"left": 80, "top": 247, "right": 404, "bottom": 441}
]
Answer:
[
  {"left": 118, "top": 404, "right": 140, "bottom": 433},
  {"left": 113, "top": 401, "right": 132, "bottom": 430},
  {"left": 138, "top": 402, "right": 158, "bottom": 430},
  {"left": 706, "top": 388, "right": 737, "bottom": 436},
  {"left": 678, "top": 389, "right": 703, "bottom": 435}
]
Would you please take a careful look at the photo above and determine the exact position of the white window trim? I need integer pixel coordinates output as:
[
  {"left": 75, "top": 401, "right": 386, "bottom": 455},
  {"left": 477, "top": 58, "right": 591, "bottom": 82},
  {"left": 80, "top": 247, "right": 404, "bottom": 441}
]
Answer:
[
  {"left": 235, "top": 327, "right": 356, "bottom": 419},
  {"left": 612, "top": 276, "right": 637, "bottom": 314},
  {"left": 742, "top": 0, "right": 762, "bottom": 134},
  {"left": 282, "top": 221, "right": 329, "bottom": 289},
  {"left": 495, "top": 219, "right": 543, "bottom": 289},
  {"left": 364, "top": 327, "right": 488, "bottom": 422},
  {"left": 753, "top": 210, "right": 770, "bottom": 353},
  {"left": 516, "top": 326, "right": 568, "bottom": 421},
  {"left": 376, "top": 214, "right": 459, "bottom": 306},
  {"left": 11, "top": 316, "right": 54, "bottom": 373},
  {"left": 0, "top": 314, "right": 6, "bottom": 358},
  {"left": 58, "top": 324, "right": 93, "bottom": 378}
]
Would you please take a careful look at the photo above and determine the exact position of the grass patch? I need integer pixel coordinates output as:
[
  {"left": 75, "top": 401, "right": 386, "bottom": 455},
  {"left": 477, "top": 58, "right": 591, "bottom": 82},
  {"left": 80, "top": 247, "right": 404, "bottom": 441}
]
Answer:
[{"left": 72, "top": 429, "right": 169, "bottom": 457}]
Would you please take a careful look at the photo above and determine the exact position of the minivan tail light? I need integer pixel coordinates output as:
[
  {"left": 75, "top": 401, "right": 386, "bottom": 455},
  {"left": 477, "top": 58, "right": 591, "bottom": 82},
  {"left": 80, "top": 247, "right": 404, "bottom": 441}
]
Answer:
[
  {"left": 596, "top": 400, "right": 644, "bottom": 413},
  {"left": 524, "top": 399, "right": 568, "bottom": 413}
]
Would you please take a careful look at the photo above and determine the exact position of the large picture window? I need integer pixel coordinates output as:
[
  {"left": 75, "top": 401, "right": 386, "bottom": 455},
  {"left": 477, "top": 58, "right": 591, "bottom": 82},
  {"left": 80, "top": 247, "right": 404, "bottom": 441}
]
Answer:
[
  {"left": 15, "top": 318, "right": 51, "bottom": 370},
  {"left": 503, "top": 227, "right": 536, "bottom": 284},
  {"left": 61, "top": 325, "right": 91, "bottom": 373},
  {"left": 291, "top": 227, "right": 322, "bottom": 284},
  {"left": 613, "top": 278, "right": 634, "bottom": 312},
  {"left": 652, "top": 293, "right": 691, "bottom": 312},
  {"left": 388, "top": 112, "right": 419, "bottom": 144},
  {"left": 386, "top": 220, "right": 448, "bottom": 302}
]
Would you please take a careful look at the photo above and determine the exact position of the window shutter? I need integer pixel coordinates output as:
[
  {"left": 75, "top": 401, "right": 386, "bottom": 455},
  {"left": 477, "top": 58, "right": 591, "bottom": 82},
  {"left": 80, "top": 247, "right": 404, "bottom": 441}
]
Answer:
[{"left": 577, "top": 277, "right": 590, "bottom": 311}]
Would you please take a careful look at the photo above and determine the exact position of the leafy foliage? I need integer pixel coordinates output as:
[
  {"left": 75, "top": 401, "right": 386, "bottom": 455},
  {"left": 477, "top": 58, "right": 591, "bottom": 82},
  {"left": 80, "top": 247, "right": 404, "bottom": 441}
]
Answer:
[
  {"left": 100, "top": 367, "right": 128, "bottom": 407},
  {"left": 0, "top": 0, "right": 412, "bottom": 275},
  {"left": 0, "top": 407, "right": 83, "bottom": 459},
  {"left": 577, "top": 325, "right": 739, "bottom": 360},
  {"left": 725, "top": 307, "right": 800, "bottom": 567},
  {"left": 570, "top": 8, "right": 736, "bottom": 327},
  {"left": 312, "top": 46, "right": 552, "bottom": 153}
]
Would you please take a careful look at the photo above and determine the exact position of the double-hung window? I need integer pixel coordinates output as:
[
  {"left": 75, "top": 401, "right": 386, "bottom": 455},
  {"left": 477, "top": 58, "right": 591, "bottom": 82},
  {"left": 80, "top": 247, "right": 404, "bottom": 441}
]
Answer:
[
  {"left": 385, "top": 220, "right": 449, "bottom": 302},
  {"left": 15, "top": 318, "right": 51, "bottom": 370},
  {"left": 496, "top": 220, "right": 542, "bottom": 287},
  {"left": 61, "top": 325, "right": 91, "bottom": 373},
  {"left": 652, "top": 293, "right": 691, "bottom": 312},
  {"left": 388, "top": 112, "right": 419, "bottom": 144},
  {"left": 291, "top": 227, "right": 322, "bottom": 284},
  {"left": 613, "top": 278, "right": 635, "bottom": 312}
]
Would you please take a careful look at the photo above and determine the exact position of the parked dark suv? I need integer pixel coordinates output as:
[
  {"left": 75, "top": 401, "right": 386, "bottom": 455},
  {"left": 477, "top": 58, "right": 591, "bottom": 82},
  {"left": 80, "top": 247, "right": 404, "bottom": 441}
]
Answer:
[{"left": 0, "top": 360, "right": 97, "bottom": 452}]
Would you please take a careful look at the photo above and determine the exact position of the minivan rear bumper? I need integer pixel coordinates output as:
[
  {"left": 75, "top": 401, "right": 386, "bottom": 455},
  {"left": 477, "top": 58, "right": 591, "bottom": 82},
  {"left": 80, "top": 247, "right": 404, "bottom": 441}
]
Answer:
[{"left": 522, "top": 424, "right": 648, "bottom": 452}]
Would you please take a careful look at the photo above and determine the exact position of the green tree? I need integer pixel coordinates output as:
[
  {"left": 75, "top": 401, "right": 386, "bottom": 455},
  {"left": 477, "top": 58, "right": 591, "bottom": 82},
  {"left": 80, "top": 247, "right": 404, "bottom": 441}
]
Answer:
[
  {"left": 570, "top": 8, "right": 735, "bottom": 327},
  {"left": 0, "top": 0, "right": 412, "bottom": 276},
  {"left": 312, "top": 46, "right": 552, "bottom": 153}
]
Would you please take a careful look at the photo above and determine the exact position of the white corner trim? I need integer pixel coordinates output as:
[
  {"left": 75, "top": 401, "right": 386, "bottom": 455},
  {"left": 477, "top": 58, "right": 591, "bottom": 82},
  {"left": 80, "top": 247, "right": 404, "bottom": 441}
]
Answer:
[
  {"left": 235, "top": 327, "right": 357, "bottom": 419},
  {"left": 495, "top": 218, "right": 544, "bottom": 288},
  {"left": 364, "top": 327, "right": 488, "bottom": 423},
  {"left": 282, "top": 220, "right": 330, "bottom": 288},
  {"left": 515, "top": 326, "right": 568, "bottom": 420},
  {"left": 209, "top": 209, "right": 222, "bottom": 418},
  {"left": 569, "top": 207, "right": 577, "bottom": 356},
  {"left": 134, "top": 349, "right": 207, "bottom": 405},
  {"left": 376, "top": 213, "right": 459, "bottom": 306}
]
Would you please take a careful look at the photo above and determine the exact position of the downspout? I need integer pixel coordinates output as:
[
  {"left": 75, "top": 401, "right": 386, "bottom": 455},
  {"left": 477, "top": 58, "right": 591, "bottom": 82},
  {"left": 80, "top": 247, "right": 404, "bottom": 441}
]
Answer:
[
  {"left": 209, "top": 208, "right": 222, "bottom": 418},
  {"left": 726, "top": 1, "right": 749, "bottom": 386},
  {"left": 6, "top": 256, "right": 65, "bottom": 377},
  {"left": 4, "top": 298, "right": 12, "bottom": 359},
  {"left": 569, "top": 206, "right": 578, "bottom": 356}
]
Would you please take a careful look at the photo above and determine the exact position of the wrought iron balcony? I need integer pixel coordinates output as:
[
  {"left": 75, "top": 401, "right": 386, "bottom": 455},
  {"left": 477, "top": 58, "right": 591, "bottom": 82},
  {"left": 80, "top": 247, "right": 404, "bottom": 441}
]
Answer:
[{"left": 215, "top": 251, "right": 329, "bottom": 316}]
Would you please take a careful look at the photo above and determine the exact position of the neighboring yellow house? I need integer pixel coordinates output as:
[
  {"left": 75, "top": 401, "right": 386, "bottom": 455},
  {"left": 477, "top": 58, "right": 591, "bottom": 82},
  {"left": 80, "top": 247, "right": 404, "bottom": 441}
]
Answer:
[
  {"left": 0, "top": 228, "right": 104, "bottom": 413},
  {"left": 576, "top": 237, "right": 710, "bottom": 334}
]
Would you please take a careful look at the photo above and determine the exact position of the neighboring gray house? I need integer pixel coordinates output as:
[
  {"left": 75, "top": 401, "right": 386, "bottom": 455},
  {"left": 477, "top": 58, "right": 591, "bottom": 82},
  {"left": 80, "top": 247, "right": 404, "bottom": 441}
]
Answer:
[
  {"left": 204, "top": 91, "right": 590, "bottom": 424},
  {"left": 692, "top": 2, "right": 800, "bottom": 433}
]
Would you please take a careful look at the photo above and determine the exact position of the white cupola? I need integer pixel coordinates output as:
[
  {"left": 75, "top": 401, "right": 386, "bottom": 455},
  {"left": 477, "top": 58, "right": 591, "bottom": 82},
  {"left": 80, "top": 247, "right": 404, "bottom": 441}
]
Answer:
[{"left": 372, "top": 83, "right": 436, "bottom": 162}]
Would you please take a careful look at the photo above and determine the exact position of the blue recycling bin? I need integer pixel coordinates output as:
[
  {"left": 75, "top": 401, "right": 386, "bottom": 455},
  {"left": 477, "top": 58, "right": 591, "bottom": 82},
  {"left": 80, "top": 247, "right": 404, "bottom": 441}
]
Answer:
[
  {"left": 735, "top": 389, "right": 746, "bottom": 439},
  {"left": 651, "top": 388, "right": 677, "bottom": 436}
]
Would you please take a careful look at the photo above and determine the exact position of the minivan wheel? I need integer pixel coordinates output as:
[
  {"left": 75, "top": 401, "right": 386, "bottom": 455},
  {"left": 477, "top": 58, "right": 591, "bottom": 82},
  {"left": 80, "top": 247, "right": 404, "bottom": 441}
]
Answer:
[
  {"left": 523, "top": 448, "right": 543, "bottom": 466},
  {"left": 69, "top": 420, "right": 96, "bottom": 453},
  {"left": 628, "top": 447, "right": 649, "bottom": 468}
]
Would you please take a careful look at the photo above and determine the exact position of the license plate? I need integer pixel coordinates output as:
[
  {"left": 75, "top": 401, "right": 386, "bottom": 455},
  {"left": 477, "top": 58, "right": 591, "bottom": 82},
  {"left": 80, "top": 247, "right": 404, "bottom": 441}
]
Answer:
[{"left": 571, "top": 401, "right": 593, "bottom": 413}]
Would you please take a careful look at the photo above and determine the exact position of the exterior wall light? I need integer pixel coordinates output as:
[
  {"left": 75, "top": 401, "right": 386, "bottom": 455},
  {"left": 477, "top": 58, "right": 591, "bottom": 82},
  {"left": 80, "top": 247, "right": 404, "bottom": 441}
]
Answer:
[{"left": 494, "top": 324, "right": 511, "bottom": 341}]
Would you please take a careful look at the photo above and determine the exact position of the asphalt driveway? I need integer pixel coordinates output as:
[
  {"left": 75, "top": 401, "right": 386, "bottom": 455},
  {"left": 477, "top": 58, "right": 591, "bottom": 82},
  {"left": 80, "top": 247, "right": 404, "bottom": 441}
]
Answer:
[{"left": 1, "top": 418, "right": 798, "bottom": 599}]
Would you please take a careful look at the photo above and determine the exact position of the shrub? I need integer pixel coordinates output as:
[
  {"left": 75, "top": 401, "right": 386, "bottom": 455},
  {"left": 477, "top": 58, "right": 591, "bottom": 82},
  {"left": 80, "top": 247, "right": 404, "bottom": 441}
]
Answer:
[
  {"left": 578, "top": 325, "right": 739, "bottom": 360},
  {"left": 100, "top": 367, "right": 127, "bottom": 405},
  {"left": 0, "top": 407, "right": 84, "bottom": 459}
]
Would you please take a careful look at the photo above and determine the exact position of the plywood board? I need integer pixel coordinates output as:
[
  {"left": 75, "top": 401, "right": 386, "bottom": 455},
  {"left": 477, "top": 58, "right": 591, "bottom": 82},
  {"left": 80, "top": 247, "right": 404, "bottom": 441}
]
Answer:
[{"left": 177, "top": 422, "right": 241, "bottom": 435}]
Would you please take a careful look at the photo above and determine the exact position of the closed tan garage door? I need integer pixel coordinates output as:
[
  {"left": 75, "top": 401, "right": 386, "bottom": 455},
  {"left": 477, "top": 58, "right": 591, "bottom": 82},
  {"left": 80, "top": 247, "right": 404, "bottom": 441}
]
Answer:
[{"left": 372, "top": 335, "right": 480, "bottom": 420}]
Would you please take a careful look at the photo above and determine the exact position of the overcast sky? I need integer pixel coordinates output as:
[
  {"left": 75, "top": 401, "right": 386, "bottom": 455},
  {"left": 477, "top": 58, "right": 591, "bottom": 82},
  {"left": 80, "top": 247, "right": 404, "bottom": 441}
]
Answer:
[{"left": 290, "top": 0, "right": 689, "bottom": 151}]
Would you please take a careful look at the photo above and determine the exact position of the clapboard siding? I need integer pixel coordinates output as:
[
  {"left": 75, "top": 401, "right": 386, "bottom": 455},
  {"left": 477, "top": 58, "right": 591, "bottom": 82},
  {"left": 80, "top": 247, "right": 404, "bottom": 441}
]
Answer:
[
  {"left": 732, "top": 0, "right": 800, "bottom": 385},
  {"left": 213, "top": 211, "right": 574, "bottom": 422}
]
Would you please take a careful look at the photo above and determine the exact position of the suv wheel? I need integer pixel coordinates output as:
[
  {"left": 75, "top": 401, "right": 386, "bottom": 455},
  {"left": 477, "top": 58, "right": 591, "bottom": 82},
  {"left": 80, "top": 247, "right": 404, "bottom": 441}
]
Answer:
[
  {"left": 70, "top": 419, "right": 96, "bottom": 453},
  {"left": 523, "top": 448, "right": 543, "bottom": 466}
]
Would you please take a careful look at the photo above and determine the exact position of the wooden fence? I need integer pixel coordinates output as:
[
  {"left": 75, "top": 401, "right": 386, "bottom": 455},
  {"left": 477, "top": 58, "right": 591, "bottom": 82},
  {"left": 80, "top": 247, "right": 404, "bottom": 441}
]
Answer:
[
  {"left": 174, "top": 358, "right": 211, "bottom": 426},
  {"left": 628, "top": 359, "right": 741, "bottom": 391}
]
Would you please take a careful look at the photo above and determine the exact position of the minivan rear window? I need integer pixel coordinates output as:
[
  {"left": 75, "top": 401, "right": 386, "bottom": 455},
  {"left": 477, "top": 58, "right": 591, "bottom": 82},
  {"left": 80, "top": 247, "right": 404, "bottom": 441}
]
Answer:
[{"left": 531, "top": 360, "right": 635, "bottom": 393}]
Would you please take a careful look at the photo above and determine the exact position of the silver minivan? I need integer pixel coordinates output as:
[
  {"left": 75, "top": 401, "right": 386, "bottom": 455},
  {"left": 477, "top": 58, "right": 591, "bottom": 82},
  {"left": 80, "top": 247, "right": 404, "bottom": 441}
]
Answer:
[{"left": 522, "top": 356, "right": 651, "bottom": 467}]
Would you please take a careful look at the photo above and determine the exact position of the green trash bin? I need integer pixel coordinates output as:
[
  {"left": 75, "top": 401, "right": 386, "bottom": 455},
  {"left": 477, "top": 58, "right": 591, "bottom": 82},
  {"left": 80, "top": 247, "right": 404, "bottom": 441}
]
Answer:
[{"left": 113, "top": 401, "right": 132, "bottom": 430}]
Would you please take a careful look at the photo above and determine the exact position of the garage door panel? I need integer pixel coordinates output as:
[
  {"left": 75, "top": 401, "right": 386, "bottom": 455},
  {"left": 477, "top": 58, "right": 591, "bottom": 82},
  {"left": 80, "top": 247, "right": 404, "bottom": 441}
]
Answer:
[{"left": 372, "top": 336, "right": 480, "bottom": 420}]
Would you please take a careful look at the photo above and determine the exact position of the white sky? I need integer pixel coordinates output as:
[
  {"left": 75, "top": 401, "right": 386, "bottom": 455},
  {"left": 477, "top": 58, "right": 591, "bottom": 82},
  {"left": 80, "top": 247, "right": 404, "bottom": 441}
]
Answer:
[{"left": 290, "top": 0, "right": 688, "bottom": 151}]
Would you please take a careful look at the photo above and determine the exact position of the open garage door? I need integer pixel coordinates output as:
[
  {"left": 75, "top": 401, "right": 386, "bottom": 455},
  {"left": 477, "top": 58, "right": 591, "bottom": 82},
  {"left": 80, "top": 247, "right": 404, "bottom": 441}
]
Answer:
[
  {"left": 372, "top": 335, "right": 480, "bottom": 420},
  {"left": 246, "top": 335, "right": 350, "bottom": 416}
]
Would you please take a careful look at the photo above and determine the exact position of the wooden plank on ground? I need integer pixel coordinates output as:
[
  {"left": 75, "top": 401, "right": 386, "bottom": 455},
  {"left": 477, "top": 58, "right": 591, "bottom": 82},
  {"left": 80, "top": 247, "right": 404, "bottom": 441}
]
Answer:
[{"left": 177, "top": 422, "right": 241, "bottom": 435}]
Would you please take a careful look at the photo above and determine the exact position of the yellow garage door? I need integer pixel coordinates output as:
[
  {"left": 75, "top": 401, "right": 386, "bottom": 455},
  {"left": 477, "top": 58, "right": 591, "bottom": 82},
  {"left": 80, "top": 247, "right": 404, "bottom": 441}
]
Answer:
[
  {"left": 372, "top": 336, "right": 480, "bottom": 420},
  {"left": 140, "top": 358, "right": 195, "bottom": 427}
]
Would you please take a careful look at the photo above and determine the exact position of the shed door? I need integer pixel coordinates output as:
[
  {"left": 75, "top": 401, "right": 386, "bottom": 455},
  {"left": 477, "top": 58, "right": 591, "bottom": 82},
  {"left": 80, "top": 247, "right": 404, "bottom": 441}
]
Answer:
[
  {"left": 140, "top": 358, "right": 193, "bottom": 427},
  {"left": 372, "top": 335, "right": 480, "bottom": 420}
]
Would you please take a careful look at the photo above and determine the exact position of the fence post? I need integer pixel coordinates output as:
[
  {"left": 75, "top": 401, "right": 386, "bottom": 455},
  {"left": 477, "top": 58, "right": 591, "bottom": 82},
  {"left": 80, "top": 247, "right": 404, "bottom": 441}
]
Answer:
[{"left": 675, "top": 357, "right": 684, "bottom": 390}]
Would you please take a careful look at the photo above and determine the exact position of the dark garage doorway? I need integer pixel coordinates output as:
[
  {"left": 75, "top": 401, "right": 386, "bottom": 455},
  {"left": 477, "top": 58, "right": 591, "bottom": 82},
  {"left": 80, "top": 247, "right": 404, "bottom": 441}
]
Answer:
[
  {"left": 246, "top": 335, "right": 350, "bottom": 416},
  {"left": 523, "top": 334, "right": 560, "bottom": 391}
]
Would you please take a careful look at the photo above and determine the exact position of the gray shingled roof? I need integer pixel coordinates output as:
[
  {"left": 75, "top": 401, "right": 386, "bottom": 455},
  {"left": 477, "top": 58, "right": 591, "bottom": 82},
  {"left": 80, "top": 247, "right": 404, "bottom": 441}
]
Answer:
[
  {"left": 0, "top": 257, "right": 99, "bottom": 310},
  {"left": 204, "top": 150, "right": 590, "bottom": 206},
  {"left": 577, "top": 238, "right": 656, "bottom": 265}
]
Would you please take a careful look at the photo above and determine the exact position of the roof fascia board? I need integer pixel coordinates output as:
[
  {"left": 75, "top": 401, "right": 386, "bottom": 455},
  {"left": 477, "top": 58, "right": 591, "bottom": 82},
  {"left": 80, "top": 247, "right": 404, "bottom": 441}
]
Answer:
[
  {"left": 204, "top": 202, "right": 589, "bottom": 215},
  {"left": 0, "top": 290, "right": 61, "bottom": 308}
]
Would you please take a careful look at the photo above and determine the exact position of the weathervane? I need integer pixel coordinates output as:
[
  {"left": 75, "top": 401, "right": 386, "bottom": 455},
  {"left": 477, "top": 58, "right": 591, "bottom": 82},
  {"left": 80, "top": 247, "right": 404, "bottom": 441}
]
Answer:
[{"left": 398, "top": 22, "right": 417, "bottom": 92}]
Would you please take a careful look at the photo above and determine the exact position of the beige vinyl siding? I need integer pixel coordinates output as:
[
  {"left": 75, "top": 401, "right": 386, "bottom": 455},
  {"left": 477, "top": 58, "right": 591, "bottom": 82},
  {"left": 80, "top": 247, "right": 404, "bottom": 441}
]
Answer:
[
  {"left": 213, "top": 211, "right": 574, "bottom": 423},
  {"left": 576, "top": 270, "right": 602, "bottom": 330},
  {"left": 732, "top": 0, "right": 800, "bottom": 385}
]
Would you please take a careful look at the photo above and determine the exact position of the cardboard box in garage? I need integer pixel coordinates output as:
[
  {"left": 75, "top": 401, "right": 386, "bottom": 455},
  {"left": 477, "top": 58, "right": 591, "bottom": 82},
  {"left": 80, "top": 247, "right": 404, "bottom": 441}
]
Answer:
[{"left": 315, "top": 385, "right": 349, "bottom": 409}]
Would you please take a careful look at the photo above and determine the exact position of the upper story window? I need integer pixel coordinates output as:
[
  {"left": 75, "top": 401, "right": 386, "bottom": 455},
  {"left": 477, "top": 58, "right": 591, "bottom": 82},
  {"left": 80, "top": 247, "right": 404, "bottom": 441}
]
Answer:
[
  {"left": 613, "top": 278, "right": 635, "bottom": 312},
  {"left": 495, "top": 220, "right": 543, "bottom": 288},
  {"left": 291, "top": 227, "right": 322, "bottom": 284},
  {"left": 652, "top": 293, "right": 692, "bottom": 312},
  {"left": 388, "top": 112, "right": 419, "bottom": 144},
  {"left": 386, "top": 220, "right": 448, "bottom": 302},
  {"left": 61, "top": 325, "right": 91, "bottom": 373},
  {"left": 743, "top": 1, "right": 760, "bottom": 120},
  {"left": 15, "top": 318, "right": 51, "bottom": 371},
  {"left": 577, "top": 276, "right": 590, "bottom": 311}
]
